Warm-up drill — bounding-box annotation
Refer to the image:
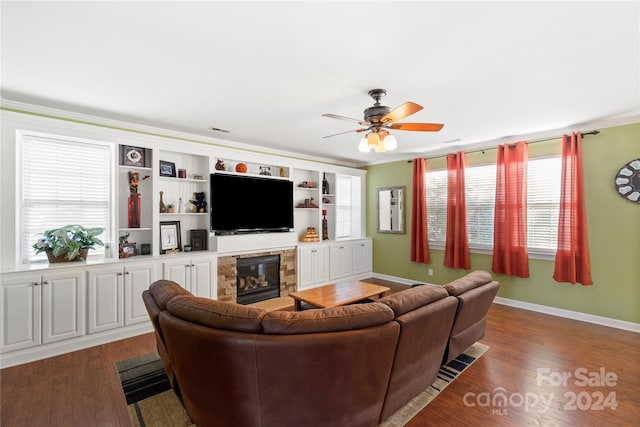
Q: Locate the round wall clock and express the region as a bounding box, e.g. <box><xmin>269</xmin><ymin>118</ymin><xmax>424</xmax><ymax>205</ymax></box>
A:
<box><xmin>614</xmin><ymin>159</ymin><xmax>640</xmax><ymax>203</ymax></box>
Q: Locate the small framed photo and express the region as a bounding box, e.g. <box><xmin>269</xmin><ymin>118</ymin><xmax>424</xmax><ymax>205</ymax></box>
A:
<box><xmin>190</xmin><ymin>229</ymin><xmax>208</xmax><ymax>251</ymax></box>
<box><xmin>160</xmin><ymin>221</ymin><xmax>182</xmax><ymax>253</ymax></box>
<box><xmin>119</xmin><ymin>243</ymin><xmax>137</xmax><ymax>258</ymax></box>
<box><xmin>122</xmin><ymin>145</ymin><xmax>146</xmax><ymax>167</ymax></box>
<box><xmin>159</xmin><ymin>160</ymin><xmax>176</xmax><ymax>177</ymax></box>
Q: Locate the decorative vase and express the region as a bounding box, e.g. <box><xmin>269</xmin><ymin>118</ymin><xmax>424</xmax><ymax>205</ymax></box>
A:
<box><xmin>46</xmin><ymin>248</ymin><xmax>89</xmax><ymax>263</ymax></box>
<box><xmin>159</xmin><ymin>191</ymin><xmax>167</xmax><ymax>213</ymax></box>
<box><xmin>128</xmin><ymin>194</ymin><xmax>141</xmax><ymax>228</ymax></box>
<box><xmin>322</xmin><ymin>209</ymin><xmax>329</xmax><ymax>240</ymax></box>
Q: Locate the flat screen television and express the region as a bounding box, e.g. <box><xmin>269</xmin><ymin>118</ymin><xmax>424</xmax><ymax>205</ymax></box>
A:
<box><xmin>210</xmin><ymin>173</ymin><xmax>294</xmax><ymax>234</ymax></box>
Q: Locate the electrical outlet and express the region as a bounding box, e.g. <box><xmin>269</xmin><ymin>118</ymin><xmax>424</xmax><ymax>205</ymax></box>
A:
<box><xmin>428</xmin><ymin>268</ymin><xmax>433</xmax><ymax>276</ymax></box>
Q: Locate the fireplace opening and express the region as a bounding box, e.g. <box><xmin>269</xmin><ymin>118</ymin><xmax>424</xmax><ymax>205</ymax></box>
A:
<box><xmin>236</xmin><ymin>255</ymin><xmax>281</xmax><ymax>305</ymax></box>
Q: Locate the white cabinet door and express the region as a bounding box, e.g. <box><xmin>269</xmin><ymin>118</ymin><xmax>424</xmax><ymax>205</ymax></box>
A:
<box><xmin>352</xmin><ymin>239</ymin><xmax>373</xmax><ymax>275</ymax></box>
<box><xmin>125</xmin><ymin>262</ymin><xmax>158</xmax><ymax>325</ymax></box>
<box><xmin>41</xmin><ymin>270</ymin><xmax>85</xmax><ymax>344</ymax></box>
<box><xmin>311</xmin><ymin>245</ymin><xmax>330</xmax><ymax>285</ymax></box>
<box><xmin>87</xmin><ymin>266</ymin><xmax>123</xmax><ymax>334</ymax></box>
<box><xmin>329</xmin><ymin>243</ymin><xmax>353</xmax><ymax>280</ymax></box>
<box><xmin>163</xmin><ymin>259</ymin><xmax>189</xmax><ymax>289</ymax></box>
<box><xmin>0</xmin><ymin>273</ymin><xmax>41</xmax><ymax>352</ymax></box>
<box><xmin>163</xmin><ymin>256</ymin><xmax>215</xmax><ymax>297</ymax></box>
<box><xmin>298</xmin><ymin>245</ymin><xmax>329</xmax><ymax>289</ymax></box>
<box><xmin>190</xmin><ymin>256</ymin><xmax>215</xmax><ymax>299</ymax></box>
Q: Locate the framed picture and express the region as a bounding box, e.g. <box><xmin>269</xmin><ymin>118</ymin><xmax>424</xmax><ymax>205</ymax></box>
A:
<box><xmin>190</xmin><ymin>229</ymin><xmax>208</xmax><ymax>251</ymax></box>
<box><xmin>119</xmin><ymin>243</ymin><xmax>137</xmax><ymax>258</ymax></box>
<box><xmin>159</xmin><ymin>160</ymin><xmax>176</xmax><ymax>177</ymax></box>
<box><xmin>122</xmin><ymin>145</ymin><xmax>146</xmax><ymax>167</ymax></box>
<box><xmin>160</xmin><ymin>221</ymin><xmax>182</xmax><ymax>253</ymax></box>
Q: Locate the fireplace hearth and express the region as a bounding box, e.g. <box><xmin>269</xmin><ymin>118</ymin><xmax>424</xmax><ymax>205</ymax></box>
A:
<box><xmin>236</xmin><ymin>255</ymin><xmax>281</xmax><ymax>305</ymax></box>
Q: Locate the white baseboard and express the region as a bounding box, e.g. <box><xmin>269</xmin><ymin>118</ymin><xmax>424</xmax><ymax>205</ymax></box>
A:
<box><xmin>0</xmin><ymin>322</ymin><xmax>154</xmax><ymax>369</ymax></box>
<box><xmin>493</xmin><ymin>297</ymin><xmax>640</xmax><ymax>333</ymax></box>
<box><xmin>372</xmin><ymin>273</ymin><xmax>640</xmax><ymax>333</ymax></box>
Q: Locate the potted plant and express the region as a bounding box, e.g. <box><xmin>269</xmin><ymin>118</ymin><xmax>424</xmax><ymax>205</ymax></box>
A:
<box><xmin>32</xmin><ymin>225</ymin><xmax>105</xmax><ymax>262</ymax></box>
<box><xmin>167</xmin><ymin>203</ymin><xmax>175</xmax><ymax>213</ymax></box>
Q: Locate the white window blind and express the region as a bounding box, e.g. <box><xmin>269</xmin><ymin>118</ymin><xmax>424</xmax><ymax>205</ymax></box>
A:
<box><xmin>335</xmin><ymin>175</ymin><xmax>352</xmax><ymax>238</ymax></box>
<box><xmin>20</xmin><ymin>132</ymin><xmax>113</xmax><ymax>263</ymax></box>
<box><xmin>425</xmin><ymin>156</ymin><xmax>560</xmax><ymax>254</ymax></box>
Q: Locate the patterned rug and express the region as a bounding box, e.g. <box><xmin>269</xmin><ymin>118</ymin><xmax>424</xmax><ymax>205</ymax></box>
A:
<box><xmin>117</xmin><ymin>342</ymin><xmax>488</xmax><ymax>427</ymax></box>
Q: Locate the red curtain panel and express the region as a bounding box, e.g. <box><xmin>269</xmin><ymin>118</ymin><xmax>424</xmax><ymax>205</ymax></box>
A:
<box><xmin>492</xmin><ymin>141</ymin><xmax>530</xmax><ymax>278</ymax></box>
<box><xmin>411</xmin><ymin>158</ymin><xmax>430</xmax><ymax>263</ymax></box>
<box><xmin>444</xmin><ymin>152</ymin><xmax>470</xmax><ymax>269</ymax></box>
<box><xmin>553</xmin><ymin>133</ymin><xmax>593</xmax><ymax>285</ymax></box>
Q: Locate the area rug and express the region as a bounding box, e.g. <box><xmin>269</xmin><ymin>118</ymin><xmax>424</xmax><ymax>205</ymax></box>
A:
<box><xmin>117</xmin><ymin>342</ymin><xmax>488</xmax><ymax>427</ymax></box>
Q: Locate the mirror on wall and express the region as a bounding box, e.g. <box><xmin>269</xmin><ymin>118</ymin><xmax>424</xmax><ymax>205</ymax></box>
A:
<box><xmin>377</xmin><ymin>186</ymin><xmax>406</xmax><ymax>234</ymax></box>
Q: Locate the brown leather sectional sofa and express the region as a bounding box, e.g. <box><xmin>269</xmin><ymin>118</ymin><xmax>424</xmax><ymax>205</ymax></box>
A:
<box><xmin>143</xmin><ymin>270</ymin><xmax>499</xmax><ymax>427</ymax></box>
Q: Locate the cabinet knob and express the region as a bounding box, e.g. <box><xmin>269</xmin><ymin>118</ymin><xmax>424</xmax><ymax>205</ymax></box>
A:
<box><xmin>42</xmin><ymin>281</ymin><xmax>49</xmax><ymax>285</ymax></box>
<box><xmin>125</xmin><ymin>271</ymin><xmax>130</xmax><ymax>275</ymax></box>
<box><xmin>311</xmin><ymin>250</ymin><xmax>317</xmax><ymax>253</ymax></box>
<box><xmin>190</xmin><ymin>264</ymin><xmax>195</xmax><ymax>267</ymax></box>
<box><xmin>32</xmin><ymin>281</ymin><xmax>40</xmax><ymax>286</ymax></box>
<box><xmin>185</xmin><ymin>264</ymin><xmax>190</xmax><ymax>268</ymax></box>
<box><xmin>117</xmin><ymin>272</ymin><xmax>123</xmax><ymax>276</ymax></box>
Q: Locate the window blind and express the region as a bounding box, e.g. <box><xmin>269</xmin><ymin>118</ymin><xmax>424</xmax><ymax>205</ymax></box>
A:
<box><xmin>335</xmin><ymin>175</ymin><xmax>352</xmax><ymax>238</ymax></box>
<box><xmin>425</xmin><ymin>156</ymin><xmax>560</xmax><ymax>254</ymax></box>
<box><xmin>21</xmin><ymin>133</ymin><xmax>113</xmax><ymax>263</ymax></box>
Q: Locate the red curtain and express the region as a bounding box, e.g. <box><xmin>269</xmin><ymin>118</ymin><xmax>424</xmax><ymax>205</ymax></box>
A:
<box><xmin>492</xmin><ymin>141</ymin><xmax>530</xmax><ymax>277</ymax></box>
<box><xmin>411</xmin><ymin>158</ymin><xmax>430</xmax><ymax>263</ymax></box>
<box><xmin>444</xmin><ymin>152</ymin><xmax>470</xmax><ymax>269</ymax></box>
<box><xmin>553</xmin><ymin>133</ymin><xmax>593</xmax><ymax>285</ymax></box>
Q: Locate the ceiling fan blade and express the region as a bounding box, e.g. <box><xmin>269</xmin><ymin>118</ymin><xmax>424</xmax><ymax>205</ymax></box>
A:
<box><xmin>381</xmin><ymin>102</ymin><xmax>423</xmax><ymax>124</ymax></box>
<box><xmin>322</xmin><ymin>113</ymin><xmax>370</xmax><ymax>126</ymax></box>
<box><xmin>323</xmin><ymin>128</ymin><xmax>367</xmax><ymax>138</ymax></box>
<box><xmin>389</xmin><ymin>123</ymin><xmax>444</xmax><ymax>132</ymax></box>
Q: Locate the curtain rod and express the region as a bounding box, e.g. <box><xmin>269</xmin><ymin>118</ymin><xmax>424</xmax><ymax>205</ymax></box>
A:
<box><xmin>407</xmin><ymin>130</ymin><xmax>600</xmax><ymax>162</ymax></box>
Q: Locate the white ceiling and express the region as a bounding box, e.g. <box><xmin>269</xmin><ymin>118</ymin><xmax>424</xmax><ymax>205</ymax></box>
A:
<box><xmin>2</xmin><ymin>1</ymin><xmax>639</xmax><ymax>166</ymax></box>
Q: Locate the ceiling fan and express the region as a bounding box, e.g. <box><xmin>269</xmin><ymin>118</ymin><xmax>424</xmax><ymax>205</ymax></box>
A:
<box><xmin>322</xmin><ymin>89</ymin><xmax>444</xmax><ymax>153</ymax></box>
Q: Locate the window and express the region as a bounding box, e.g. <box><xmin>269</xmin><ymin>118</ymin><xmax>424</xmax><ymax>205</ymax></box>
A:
<box><xmin>19</xmin><ymin>131</ymin><xmax>113</xmax><ymax>263</ymax></box>
<box><xmin>335</xmin><ymin>175</ymin><xmax>353</xmax><ymax>238</ymax></box>
<box><xmin>425</xmin><ymin>156</ymin><xmax>560</xmax><ymax>254</ymax></box>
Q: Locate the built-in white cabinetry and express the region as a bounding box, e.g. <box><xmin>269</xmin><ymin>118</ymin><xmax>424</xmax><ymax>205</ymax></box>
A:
<box><xmin>163</xmin><ymin>254</ymin><xmax>217</xmax><ymax>299</ymax></box>
<box><xmin>297</xmin><ymin>238</ymin><xmax>372</xmax><ymax>289</ymax></box>
<box><xmin>87</xmin><ymin>261</ymin><xmax>159</xmax><ymax>334</ymax></box>
<box><xmin>297</xmin><ymin>244</ymin><xmax>330</xmax><ymax>290</ymax></box>
<box><xmin>1</xmin><ymin>269</ymin><xmax>84</xmax><ymax>353</ymax></box>
<box><xmin>330</xmin><ymin>243</ymin><xmax>354</xmax><ymax>280</ymax></box>
<box><xmin>352</xmin><ymin>239</ymin><xmax>373</xmax><ymax>275</ymax></box>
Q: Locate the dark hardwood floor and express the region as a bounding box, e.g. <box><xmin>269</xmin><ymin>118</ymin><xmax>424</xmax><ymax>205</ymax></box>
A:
<box><xmin>1</xmin><ymin>279</ymin><xmax>638</xmax><ymax>426</ymax></box>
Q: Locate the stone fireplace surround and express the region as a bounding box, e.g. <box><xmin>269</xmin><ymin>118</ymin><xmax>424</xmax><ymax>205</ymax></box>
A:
<box><xmin>217</xmin><ymin>249</ymin><xmax>296</xmax><ymax>303</ymax></box>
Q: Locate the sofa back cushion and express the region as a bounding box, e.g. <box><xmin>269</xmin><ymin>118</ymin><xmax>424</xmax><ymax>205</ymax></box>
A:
<box><xmin>443</xmin><ymin>270</ymin><xmax>493</xmax><ymax>296</ymax></box>
<box><xmin>261</xmin><ymin>303</ymin><xmax>394</xmax><ymax>334</ymax></box>
<box><xmin>148</xmin><ymin>280</ymin><xmax>192</xmax><ymax>309</ymax></box>
<box><xmin>167</xmin><ymin>295</ymin><xmax>266</xmax><ymax>333</ymax></box>
<box><xmin>378</xmin><ymin>283</ymin><xmax>449</xmax><ymax>316</ymax></box>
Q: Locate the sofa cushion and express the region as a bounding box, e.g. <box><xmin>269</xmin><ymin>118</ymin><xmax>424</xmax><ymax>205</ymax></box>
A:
<box><xmin>149</xmin><ymin>280</ymin><xmax>192</xmax><ymax>309</ymax></box>
<box><xmin>261</xmin><ymin>303</ymin><xmax>394</xmax><ymax>334</ymax></box>
<box><xmin>167</xmin><ymin>295</ymin><xmax>266</xmax><ymax>333</ymax></box>
<box><xmin>443</xmin><ymin>270</ymin><xmax>494</xmax><ymax>296</ymax></box>
<box><xmin>378</xmin><ymin>284</ymin><xmax>449</xmax><ymax>317</ymax></box>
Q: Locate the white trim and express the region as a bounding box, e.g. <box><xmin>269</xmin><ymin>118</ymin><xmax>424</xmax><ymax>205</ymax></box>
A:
<box><xmin>493</xmin><ymin>297</ymin><xmax>640</xmax><ymax>333</ymax></box>
<box><xmin>0</xmin><ymin>322</ymin><xmax>153</xmax><ymax>369</ymax></box>
<box><xmin>372</xmin><ymin>272</ymin><xmax>640</xmax><ymax>333</ymax></box>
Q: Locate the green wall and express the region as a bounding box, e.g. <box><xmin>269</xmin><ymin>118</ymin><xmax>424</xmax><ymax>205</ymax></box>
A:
<box><xmin>365</xmin><ymin>123</ymin><xmax>640</xmax><ymax>324</ymax></box>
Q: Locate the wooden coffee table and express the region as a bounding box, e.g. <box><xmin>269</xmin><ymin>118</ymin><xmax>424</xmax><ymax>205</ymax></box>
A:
<box><xmin>288</xmin><ymin>280</ymin><xmax>391</xmax><ymax>311</ymax></box>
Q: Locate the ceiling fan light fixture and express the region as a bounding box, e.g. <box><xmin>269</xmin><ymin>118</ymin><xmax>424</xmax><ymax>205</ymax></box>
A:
<box><xmin>383</xmin><ymin>134</ymin><xmax>398</xmax><ymax>151</ymax></box>
<box><xmin>367</xmin><ymin>132</ymin><xmax>380</xmax><ymax>146</ymax></box>
<box><xmin>374</xmin><ymin>140</ymin><xmax>386</xmax><ymax>153</ymax></box>
<box><xmin>358</xmin><ymin>137</ymin><xmax>370</xmax><ymax>152</ymax></box>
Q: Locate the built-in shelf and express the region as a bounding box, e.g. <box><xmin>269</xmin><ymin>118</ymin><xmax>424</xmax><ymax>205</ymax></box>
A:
<box><xmin>212</xmin><ymin>170</ymin><xmax>290</xmax><ymax>180</ymax></box>
<box><xmin>159</xmin><ymin>213</ymin><xmax>208</xmax><ymax>217</ymax></box>
<box><xmin>119</xmin><ymin>227</ymin><xmax>153</xmax><ymax>231</ymax></box>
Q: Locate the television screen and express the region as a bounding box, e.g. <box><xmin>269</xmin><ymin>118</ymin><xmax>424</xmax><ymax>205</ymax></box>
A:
<box><xmin>210</xmin><ymin>173</ymin><xmax>294</xmax><ymax>234</ymax></box>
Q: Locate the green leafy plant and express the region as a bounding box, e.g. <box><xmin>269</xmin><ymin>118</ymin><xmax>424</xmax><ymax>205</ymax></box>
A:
<box><xmin>32</xmin><ymin>225</ymin><xmax>105</xmax><ymax>260</ymax></box>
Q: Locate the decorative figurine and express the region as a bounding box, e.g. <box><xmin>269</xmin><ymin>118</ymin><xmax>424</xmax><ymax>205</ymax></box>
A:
<box><xmin>159</xmin><ymin>191</ymin><xmax>167</xmax><ymax>213</ymax></box>
<box><xmin>215</xmin><ymin>160</ymin><xmax>225</xmax><ymax>171</ymax></box>
<box><xmin>128</xmin><ymin>172</ymin><xmax>141</xmax><ymax>228</ymax></box>
<box><xmin>189</xmin><ymin>192</ymin><xmax>207</xmax><ymax>213</ymax></box>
